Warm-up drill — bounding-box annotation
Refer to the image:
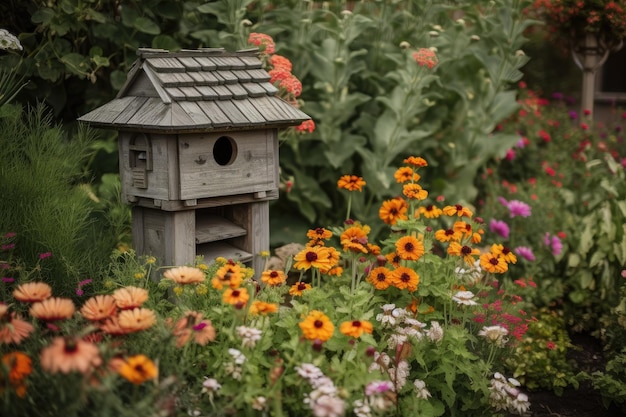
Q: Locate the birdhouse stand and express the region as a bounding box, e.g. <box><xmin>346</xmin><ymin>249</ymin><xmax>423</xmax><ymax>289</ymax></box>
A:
<box><xmin>78</xmin><ymin>47</ymin><xmax>310</xmax><ymax>274</ymax></box>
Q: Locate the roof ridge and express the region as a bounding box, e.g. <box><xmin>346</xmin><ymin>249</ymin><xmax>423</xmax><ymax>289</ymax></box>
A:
<box><xmin>136</xmin><ymin>48</ymin><xmax>261</xmax><ymax>59</ymax></box>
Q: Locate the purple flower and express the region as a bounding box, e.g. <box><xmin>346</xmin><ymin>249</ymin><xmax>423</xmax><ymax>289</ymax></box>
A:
<box><xmin>75</xmin><ymin>288</ymin><xmax>84</xmax><ymax>296</ymax></box>
<box><xmin>568</xmin><ymin>110</ymin><xmax>578</xmax><ymax>120</ymax></box>
<box><xmin>552</xmin><ymin>92</ymin><xmax>564</xmax><ymax>100</ymax></box>
<box><xmin>365</xmin><ymin>380</ymin><xmax>394</xmax><ymax>396</ymax></box>
<box><xmin>39</xmin><ymin>252</ymin><xmax>52</xmax><ymax>260</ymax></box>
<box><xmin>507</xmin><ymin>200</ymin><xmax>532</xmax><ymax>218</ymax></box>
<box><xmin>489</xmin><ymin>219</ymin><xmax>510</xmax><ymax>239</ymax></box>
<box><xmin>543</xmin><ymin>233</ymin><xmax>563</xmax><ymax>256</ymax></box>
<box><xmin>497</xmin><ymin>196</ymin><xmax>509</xmax><ymax>207</ymax></box>
<box><xmin>1</xmin><ymin>277</ymin><xmax>15</xmax><ymax>283</ymax></box>
<box><xmin>1</xmin><ymin>244</ymin><xmax>15</xmax><ymax>251</ymax></box>
<box><xmin>78</xmin><ymin>278</ymin><xmax>93</xmax><ymax>287</ymax></box>
<box><xmin>514</xmin><ymin>246</ymin><xmax>535</xmax><ymax>262</ymax></box>
<box><xmin>516</xmin><ymin>138</ymin><xmax>526</xmax><ymax>148</ymax></box>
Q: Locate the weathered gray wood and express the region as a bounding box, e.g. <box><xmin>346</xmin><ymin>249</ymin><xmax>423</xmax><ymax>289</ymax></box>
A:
<box><xmin>226</xmin><ymin>84</ymin><xmax>248</xmax><ymax>99</ymax></box>
<box><xmin>216</xmin><ymin>100</ymin><xmax>250</xmax><ymax>126</ymax></box>
<box><xmin>178</xmin><ymin>87</ymin><xmax>203</xmax><ymax>101</ymax></box>
<box><xmin>211</xmin><ymin>85</ymin><xmax>233</xmax><ymax>99</ymax></box>
<box><xmin>132</xmin><ymin>189</ymin><xmax>279</xmax><ymax>211</ymax></box>
<box><xmin>178</xmin><ymin>57</ymin><xmax>202</xmax><ymax>71</ymax></box>
<box><xmin>79</xmin><ymin>96</ymin><xmax>137</xmax><ymax>125</ymax></box>
<box><xmin>218</xmin><ymin>70</ymin><xmax>238</xmax><ymax>84</ymax></box>
<box><xmin>169</xmin><ymin>103</ymin><xmax>197</xmax><ymax>127</ymax></box>
<box><xmin>246</xmin><ymin>69</ymin><xmax>271</xmax><ymax>82</ymax></box>
<box><xmin>147</xmin><ymin>57</ymin><xmax>186</xmax><ymax>72</ymax></box>
<box><xmin>196</xmin><ymin>101</ymin><xmax>231</xmax><ymax>127</ymax></box>
<box><xmin>237</xmin><ymin>56</ymin><xmax>263</xmax><ymax>69</ymax></box>
<box><xmin>196</xmin><ymin>86</ymin><xmax>220</xmax><ymax>100</ymax></box>
<box><xmin>124</xmin><ymin>73</ymin><xmax>159</xmax><ymax>97</ymax></box>
<box><xmin>111</xmin><ymin>97</ymin><xmax>150</xmax><ymax>125</ymax></box>
<box><xmin>233</xmin><ymin>98</ymin><xmax>267</xmax><ymax>124</ymax></box>
<box><xmin>195</xmin><ymin>216</ymin><xmax>247</xmax><ymax>243</ymax></box>
<box><xmin>193</xmin><ymin>56</ymin><xmax>217</xmax><ymax>71</ymax></box>
<box><xmin>126</xmin><ymin>98</ymin><xmax>171</xmax><ymax>126</ymax></box>
<box><xmin>164</xmin><ymin>210</ymin><xmax>196</xmax><ymax>267</ymax></box>
<box><xmin>177</xmin><ymin>101</ymin><xmax>212</xmax><ymax>125</ymax></box>
<box><xmin>196</xmin><ymin>241</ymin><xmax>253</xmax><ymax>264</ymax></box>
<box><xmin>156</xmin><ymin>71</ymin><xmax>195</xmax><ymax>87</ymax></box>
<box><xmin>241</xmin><ymin>83</ymin><xmax>267</xmax><ymax>97</ymax></box>
<box><xmin>230</xmin><ymin>202</ymin><xmax>270</xmax><ymax>275</ymax></box>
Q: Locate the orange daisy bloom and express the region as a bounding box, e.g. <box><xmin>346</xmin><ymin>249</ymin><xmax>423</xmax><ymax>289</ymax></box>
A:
<box><xmin>118</xmin><ymin>355</ymin><xmax>158</xmax><ymax>385</ymax></box>
<box><xmin>337</xmin><ymin>175</ymin><xmax>366</xmax><ymax>192</ymax></box>
<box><xmin>293</xmin><ymin>246</ymin><xmax>332</xmax><ymax>270</ymax></box>
<box><xmin>339</xmin><ymin>320</ymin><xmax>374</xmax><ymax>338</ymax></box>
<box><xmin>323</xmin><ymin>266</ymin><xmax>344</xmax><ymax>276</ymax></box>
<box><xmin>13</xmin><ymin>282</ymin><xmax>52</xmax><ymax>303</ymax></box>
<box><xmin>289</xmin><ymin>282</ymin><xmax>311</xmax><ymax>296</ymax></box>
<box><xmin>118</xmin><ymin>308</ymin><xmax>157</xmax><ymax>332</ymax></box>
<box><xmin>163</xmin><ymin>266</ymin><xmax>205</xmax><ymax>285</ymax></box>
<box><xmin>299</xmin><ymin>310</ymin><xmax>334</xmax><ymax>342</ymax></box>
<box><xmin>222</xmin><ymin>287</ymin><xmax>250</xmax><ymax>306</ymax></box>
<box><xmin>447</xmin><ymin>242</ymin><xmax>481</xmax><ymax>265</ymax></box>
<box><xmin>367</xmin><ymin>243</ymin><xmax>381</xmax><ymax>256</ymax></box>
<box><xmin>249</xmin><ymin>300</ymin><xmax>279</xmax><ymax>315</ymax></box>
<box><xmin>2</xmin><ymin>351</ymin><xmax>32</xmax><ymax>398</ymax></box>
<box><xmin>0</xmin><ymin>313</ymin><xmax>34</xmax><ymax>345</ymax></box>
<box><xmin>30</xmin><ymin>297</ymin><xmax>75</xmax><ymax>321</ymax></box>
<box><xmin>490</xmin><ymin>244</ymin><xmax>517</xmax><ymax>264</ymax></box>
<box><xmin>403</xmin><ymin>156</ymin><xmax>428</xmax><ymax>167</ymax></box>
<box><xmin>418</xmin><ymin>204</ymin><xmax>443</xmax><ymax>219</ymax></box>
<box><xmin>306</xmin><ymin>227</ymin><xmax>333</xmax><ymax>241</ymax></box>
<box><xmin>212</xmin><ymin>263</ymin><xmax>244</xmax><ymax>290</ymax></box>
<box><xmin>171</xmin><ymin>311</ymin><xmax>216</xmax><ymax>348</ymax></box>
<box><xmin>394</xmin><ymin>167</ymin><xmax>420</xmax><ymax>183</ymax></box>
<box><xmin>395</xmin><ymin>236</ymin><xmax>425</xmax><ymax>261</ymax></box>
<box><xmin>442</xmin><ymin>204</ymin><xmax>473</xmax><ymax>218</ymax></box>
<box><xmin>340</xmin><ymin>224</ymin><xmax>370</xmax><ymax>253</ymax></box>
<box><xmin>80</xmin><ymin>295</ymin><xmax>117</xmax><ymax>321</ymax></box>
<box><xmin>261</xmin><ymin>270</ymin><xmax>286</xmax><ymax>286</ymax></box>
<box><xmin>391</xmin><ymin>266</ymin><xmax>420</xmax><ymax>292</ymax></box>
<box><xmin>366</xmin><ymin>267</ymin><xmax>393</xmax><ymax>290</ymax></box>
<box><xmin>453</xmin><ymin>221</ymin><xmax>473</xmax><ymax>239</ymax></box>
<box><xmin>479</xmin><ymin>253</ymin><xmax>508</xmax><ymax>274</ymax></box>
<box><xmin>319</xmin><ymin>247</ymin><xmax>341</xmax><ymax>274</ymax></box>
<box><xmin>385</xmin><ymin>252</ymin><xmax>402</xmax><ymax>268</ymax></box>
<box><xmin>471</xmin><ymin>229</ymin><xmax>484</xmax><ymax>244</ymax></box>
<box><xmin>112</xmin><ymin>286</ymin><xmax>149</xmax><ymax>310</ymax></box>
<box><xmin>40</xmin><ymin>336</ymin><xmax>102</xmax><ymax>374</ymax></box>
<box><xmin>379</xmin><ymin>198</ymin><xmax>409</xmax><ymax>225</ymax></box>
<box><xmin>402</xmin><ymin>183</ymin><xmax>428</xmax><ymax>200</ymax></box>
<box><xmin>434</xmin><ymin>228</ymin><xmax>462</xmax><ymax>243</ymax></box>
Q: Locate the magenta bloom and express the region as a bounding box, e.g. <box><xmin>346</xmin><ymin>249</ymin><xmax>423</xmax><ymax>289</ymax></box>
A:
<box><xmin>514</xmin><ymin>246</ymin><xmax>535</xmax><ymax>261</ymax></box>
<box><xmin>505</xmin><ymin>149</ymin><xmax>516</xmax><ymax>161</ymax></box>
<box><xmin>497</xmin><ymin>196</ymin><xmax>509</xmax><ymax>207</ymax></box>
<box><xmin>543</xmin><ymin>233</ymin><xmax>563</xmax><ymax>256</ymax></box>
<box><xmin>489</xmin><ymin>219</ymin><xmax>510</xmax><ymax>239</ymax></box>
<box><xmin>507</xmin><ymin>200</ymin><xmax>532</xmax><ymax>218</ymax></box>
<box><xmin>39</xmin><ymin>252</ymin><xmax>52</xmax><ymax>260</ymax></box>
<box><xmin>365</xmin><ymin>380</ymin><xmax>394</xmax><ymax>396</ymax></box>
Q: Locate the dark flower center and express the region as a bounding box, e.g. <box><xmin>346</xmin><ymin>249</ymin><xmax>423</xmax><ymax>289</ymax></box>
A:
<box><xmin>270</xmin><ymin>271</ymin><xmax>279</xmax><ymax>278</ymax></box>
<box><xmin>314</xmin><ymin>320</ymin><xmax>324</xmax><ymax>328</ymax></box>
<box><xmin>445</xmin><ymin>229</ymin><xmax>454</xmax><ymax>236</ymax></box>
<box><xmin>352</xmin><ymin>320</ymin><xmax>361</xmax><ymax>327</ymax></box>
<box><xmin>489</xmin><ymin>258</ymin><xmax>499</xmax><ymax>265</ymax></box>
<box><xmin>455</xmin><ymin>204</ymin><xmax>463</xmax><ymax>211</ymax></box>
<box><xmin>502</xmin><ymin>247</ymin><xmax>511</xmax><ymax>255</ymax></box>
<box><xmin>401</xmin><ymin>273</ymin><xmax>411</xmax><ymax>282</ymax></box>
<box><xmin>404</xmin><ymin>242</ymin><xmax>414</xmax><ymax>252</ymax></box>
<box><xmin>377</xmin><ymin>272</ymin><xmax>386</xmax><ymax>282</ymax></box>
<box><xmin>461</xmin><ymin>246</ymin><xmax>472</xmax><ymax>255</ymax></box>
<box><xmin>232</xmin><ymin>290</ymin><xmax>240</xmax><ymax>297</ymax></box>
<box><xmin>305</xmin><ymin>252</ymin><xmax>318</xmax><ymax>262</ymax></box>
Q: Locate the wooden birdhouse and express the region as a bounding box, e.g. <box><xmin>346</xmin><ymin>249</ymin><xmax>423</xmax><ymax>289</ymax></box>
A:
<box><xmin>78</xmin><ymin>47</ymin><xmax>310</xmax><ymax>274</ymax></box>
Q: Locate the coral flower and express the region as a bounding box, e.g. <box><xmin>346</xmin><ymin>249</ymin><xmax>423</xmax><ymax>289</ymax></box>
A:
<box><xmin>212</xmin><ymin>263</ymin><xmax>244</xmax><ymax>290</ymax></box>
<box><xmin>418</xmin><ymin>204</ymin><xmax>443</xmax><ymax>219</ymax></box>
<box><xmin>379</xmin><ymin>198</ymin><xmax>409</xmax><ymax>225</ymax></box>
<box><xmin>248</xmin><ymin>32</ymin><xmax>275</xmax><ymax>54</ymax></box>
<box><xmin>340</xmin><ymin>320</ymin><xmax>374</xmax><ymax>338</ymax></box>
<box><xmin>447</xmin><ymin>242</ymin><xmax>481</xmax><ymax>265</ymax></box>
<box><xmin>112</xmin><ymin>286</ymin><xmax>149</xmax><ymax>310</ymax></box>
<box><xmin>403</xmin><ymin>156</ymin><xmax>428</xmax><ymax>167</ymax></box>
<box><xmin>367</xmin><ymin>267</ymin><xmax>393</xmax><ymax>290</ymax></box>
<box><xmin>99</xmin><ymin>316</ymin><xmax>131</xmax><ymax>336</ymax></box>
<box><xmin>394</xmin><ymin>167</ymin><xmax>420</xmax><ymax>183</ymax></box>
<box><xmin>413</xmin><ymin>48</ymin><xmax>438</xmax><ymax>69</ymax></box>
<box><xmin>261</xmin><ymin>270</ymin><xmax>286</xmax><ymax>286</ymax></box>
<box><xmin>163</xmin><ymin>266</ymin><xmax>205</xmax><ymax>285</ymax></box>
<box><xmin>13</xmin><ymin>282</ymin><xmax>52</xmax><ymax>303</ymax></box>
<box><xmin>270</xmin><ymin>54</ymin><xmax>292</xmax><ymax>71</ymax></box>
<box><xmin>171</xmin><ymin>311</ymin><xmax>216</xmax><ymax>348</ymax></box>
<box><xmin>117</xmin><ymin>308</ymin><xmax>157</xmax><ymax>332</ymax></box>
<box><xmin>391</xmin><ymin>267</ymin><xmax>420</xmax><ymax>292</ymax></box>
<box><xmin>0</xmin><ymin>313</ymin><xmax>34</xmax><ymax>345</ymax></box>
<box><xmin>80</xmin><ymin>295</ymin><xmax>117</xmax><ymax>321</ymax></box>
<box><xmin>118</xmin><ymin>354</ymin><xmax>158</xmax><ymax>385</ymax></box>
<box><xmin>40</xmin><ymin>336</ymin><xmax>102</xmax><ymax>374</ymax></box>
<box><xmin>337</xmin><ymin>175</ymin><xmax>366</xmax><ymax>192</ymax></box>
<box><xmin>222</xmin><ymin>287</ymin><xmax>250</xmax><ymax>306</ymax></box>
<box><xmin>289</xmin><ymin>282</ymin><xmax>311</xmax><ymax>296</ymax></box>
<box><xmin>395</xmin><ymin>236</ymin><xmax>425</xmax><ymax>261</ymax></box>
<box><xmin>299</xmin><ymin>310</ymin><xmax>334</xmax><ymax>342</ymax></box>
<box><xmin>293</xmin><ymin>246</ymin><xmax>332</xmax><ymax>270</ymax></box>
<box><xmin>2</xmin><ymin>351</ymin><xmax>32</xmax><ymax>397</ymax></box>
<box><xmin>479</xmin><ymin>253</ymin><xmax>508</xmax><ymax>274</ymax></box>
<box><xmin>30</xmin><ymin>297</ymin><xmax>75</xmax><ymax>321</ymax></box>
<box><xmin>442</xmin><ymin>204</ymin><xmax>473</xmax><ymax>218</ymax></box>
<box><xmin>403</xmin><ymin>183</ymin><xmax>428</xmax><ymax>200</ymax></box>
<box><xmin>249</xmin><ymin>300</ymin><xmax>279</xmax><ymax>315</ymax></box>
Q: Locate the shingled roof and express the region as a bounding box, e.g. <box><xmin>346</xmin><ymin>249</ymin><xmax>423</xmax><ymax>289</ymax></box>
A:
<box><xmin>78</xmin><ymin>48</ymin><xmax>310</xmax><ymax>132</ymax></box>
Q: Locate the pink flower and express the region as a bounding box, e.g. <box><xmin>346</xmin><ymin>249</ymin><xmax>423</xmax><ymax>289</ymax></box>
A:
<box><xmin>546</xmin><ymin>341</ymin><xmax>556</xmax><ymax>350</ymax></box>
<box><xmin>39</xmin><ymin>252</ymin><xmax>52</xmax><ymax>260</ymax></box>
<box><xmin>505</xmin><ymin>149</ymin><xmax>516</xmax><ymax>161</ymax></box>
<box><xmin>507</xmin><ymin>200</ymin><xmax>532</xmax><ymax>218</ymax></box>
<box><xmin>543</xmin><ymin>233</ymin><xmax>563</xmax><ymax>256</ymax></box>
<box><xmin>514</xmin><ymin>246</ymin><xmax>535</xmax><ymax>261</ymax></box>
<box><xmin>489</xmin><ymin>219</ymin><xmax>510</xmax><ymax>239</ymax></box>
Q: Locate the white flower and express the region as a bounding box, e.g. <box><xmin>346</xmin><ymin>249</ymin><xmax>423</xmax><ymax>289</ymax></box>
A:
<box><xmin>387</xmin><ymin>332</ymin><xmax>408</xmax><ymax>349</ymax></box>
<box><xmin>352</xmin><ymin>399</ymin><xmax>372</xmax><ymax>417</ymax></box>
<box><xmin>388</xmin><ymin>360</ymin><xmax>410</xmax><ymax>391</ymax></box>
<box><xmin>365</xmin><ymin>380</ymin><xmax>394</xmax><ymax>396</ymax></box>
<box><xmin>224</xmin><ymin>363</ymin><xmax>243</xmax><ymax>380</ymax></box>
<box><xmin>187</xmin><ymin>410</ymin><xmax>201</xmax><ymax>416</ymax></box>
<box><xmin>310</xmin><ymin>394</ymin><xmax>345</xmax><ymax>417</ymax></box>
<box><xmin>452</xmin><ymin>290</ymin><xmax>478</xmax><ymax>305</ymax></box>
<box><xmin>478</xmin><ymin>325</ymin><xmax>509</xmax><ymax>346</ymax></box>
<box><xmin>201</xmin><ymin>377</ymin><xmax>221</xmax><ymax>393</ymax></box>
<box><xmin>251</xmin><ymin>396</ymin><xmax>267</xmax><ymax>411</ymax></box>
<box><xmin>296</xmin><ymin>363</ymin><xmax>325</xmax><ymax>381</ymax></box>
<box><xmin>427</xmin><ymin>321</ymin><xmax>444</xmax><ymax>342</ymax></box>
<box><xmin>236</xmin><ymin>325</ymin><xmax>262</xmax><ymax>348</ymax></box>
<box><xmin>228</xmin><ymin>348</ymin><xmax>246</xmax><ymax>365</ymax></box>
<box><xmin>414</xmin><ymin>379</ymin><xmax>432</xmax><ymax>400</ymax></box>
<box><xmin>376</xmin><ymin>304</ymin><xmax>401</xmax><ymax>327</ymax></box>
<box><xmin>0</xmin><ymin>29</ymin><xmax>22</xmax><ymax>51</ymax></box>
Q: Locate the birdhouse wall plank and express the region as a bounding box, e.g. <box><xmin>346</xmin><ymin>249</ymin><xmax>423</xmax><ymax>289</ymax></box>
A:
<box><xmin>229</xmin><ymin>201</ymin><xmax>270</xmax><ymax>275</ymax></box>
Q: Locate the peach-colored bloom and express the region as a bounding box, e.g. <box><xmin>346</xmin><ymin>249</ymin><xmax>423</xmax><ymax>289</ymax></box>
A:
<box><xmin>163</xmin><ymin>266</ymin><xmax>205</xmax><ymax>285</ymax></box>
<box><xmin>80</xmin><ymin>295</ymin><xmax>118</xmax><ymax>321</ymax></box>
<box><xmin>112</xmin><ymin>286</ymin><xmax>149</xmax><ymax>310</ymax></box>
<box><xmin>249</xmin><ymin>300</ymin><xmax>279</xmax><ymax>315</ymax></box>
<box><xmin>99</xmin><ymin>316</ymin><xmax>131</xmax><ymax>336</ymax></box>
<box><xmin>30</xmin><ymin>297</ymin><xmax>75</xmax><ymax>321</ymax></box>
<box><xmin>13</xmin><ymin>282</ymin><xmax>52</xmax><ymax>303</ymax></box>
<box><xmin>118</xmin><ymin>308</ymin><xmax>156</xmax><ymax>332</ymax></box>
<box><xmin>40</xmin><ymin>336</ymin><xmax>102</xmax><ymax>374</ymax></box>
<box><xmin>170</xmin><ymin>311</ymin><xmax>216</xmax><ymax>348</ymax></box>
<box><xmin>0</xmin><ymin>313</ymin><xmax>34</xmax><ymax>344</ymax></box>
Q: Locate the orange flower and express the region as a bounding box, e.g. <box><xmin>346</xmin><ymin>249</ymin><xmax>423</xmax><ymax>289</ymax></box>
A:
<box><xmin>80</xmin><ymin>295</ymin><xmax>117</xmax><ymax>321</ymax></box>
<box><xmin>453</xmin><ymin>221</ymin><xmax>473</xmax><ymax>239</ymax></box>
<box><xmin>306</xmin><ymin>227</ymin><xmax>332</xmax><ymax>241</ymax></box>
<box><xmin>394</xmin><ymin>167</ymin><xmax>420</xmax><ymax>183</ymax></box>
<box><xmin>30</xmin><ymin>297</ymin><xmax>75</xmax><ymax>321</ymax></box>
<box><xmin>2</xmin><ymin>351</ymin><xmax>32</xmax><ymax>398</ymax></box>
<box><xmin>385</xmin><ymin>252</ymin><xmax>402</xmax><ymax>268</ymax></box>
<box><xmin>0</xmin><ymin>313</ymin><xmax>34</xmax><ymax>345</ymax></box>
<box><xmin>118</xmin><ymin>354</ymin><xmax>158</xmax><ymax>385</ymax></box>
<box><xmin>447</xmin><ymin>242</ymin><xmax>480</xmax><ymax>265</ymax></box>
<box><xmin>212</xmin><ymin>263</ymin><xmax>243</xmax><ymax>290</ymax></box>
<box><xmin>270</xmin><ymin>54</ymin><xmax>292</xmax><ymax>71</ymax></box>
<box><xmin>288</xmin><ymin>282</ymin><xmax>311</xmax><ymax>296</ymax></box>
<box><xmin>163</xmin><ymin>266</ymin><xmax>205</xmax><ymax>285</ymax></box>
<box><xmin>403</xmin><ymin>156</ymin><xmax>428</xmax><ymax>167</ymax></box>
<box><xmin>337</xmin><ymin>175</ymin><xmax>366</xmax><ymax>192</ymax></box>
<box><xmin>418</xmin><ymin>204</ymin><xmax>443</xmax><ymax>219</ymax></box>
<box><xmin>40</xmin><ymin>336</ymin><xmax>102</xmax><ymax>374</ymax></box>
<box><xmin>261</xmin><ymin>270</ymin><xmax>286</xmax><ymax>286</ymax></box>
<box><xmin>391</xmin><ymin>266</ymin><xmax>420</xmax><ymax>292</ymax></box>
<box><xmin>222</xmin><ymin>287</ymin><xmax>250</xmax><ymax>306</ymax></box>
<box><xmin>319</xmin><ymin>247</ymin><xmax>341</xmax><ymax>274</ymax></box>
<box><xmin>249</xmin><ymin>300</ymin><xmax>279</xmax><ymax>315</ymax></box>
<box><xmin>379</xmin><ymin>198</ymin><xmax>409</xmax><ymax>225</ymax></box>
<box><xmin>13</xmin><ymin>282</ymin><xmax>52</xmax><ymax>303</ymax></box>
<box><xmin>490</xmin><ymin>244</ymin><xmax>517</xmax><ymax>264</ymax></box>
<box><xmin>434</xmin><ymin>228</ymin><xmax>462</xmax><ymax>243</ymax></box>
<box><xmin>293</xmin><ymin>246</ymin><xmax>332</xmax><ymax>270</ymax></box>
<box><xmin>403</xmin><ymin>183</ymin><xmax>428</xmax><ymax>200</ymax></box>
<box><xmin>442</xmin><ymin>204</ymin><xmax>473</xmax><ymax>218</ymax></box>
<box><xmin>112</xmin><ymin>286</ymin><xmax>149</xmax><ymax>310</ymax></box>
<box><xmin>171</xmin><ymin>311</ymin><xmax>216</xmax><ymax>348</ymax></box>
<box><xmin>248</xmin><ymin>32</ymin><xmax>275</xmax><ymax>54</ymax></box>
<box><xmin>479</xmin><ymin>253</ymin><xmax>508</xmax><ymax>274</ymax></box>
<box><xmin>395</xmin><ymin>236</ymin><xmax>425</xmax><ymax>261</ymax></box>
<box><xmin>339</xmin><ymin>320</ymin><xmax>373</xmax><ymax>338</ymax></box>
<box><xmin>367</xmin><ymin>267</ymin><xmax>393</xmax><ymax>290</ymax></box>
<box><xmin>340</xmin><ymin>224</ymin><xmax>370</xmax><ymax>253</ymax></box>
<box><xmin>117</xmin><ymin>308</ymin><xmax>156</xmax><ymax>332</ymax></box>
<box><xmin>299</xmin><ymin>310</ymin><xmax>334</xmax><ymax>342</ymax></box>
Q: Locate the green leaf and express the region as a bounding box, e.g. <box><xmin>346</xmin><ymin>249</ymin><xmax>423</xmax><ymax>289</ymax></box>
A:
<box><xmin>91</xmin><ymin>55</ymin><xmax>109</xmax><ymax>67</ymax></box>
<box><xmin>134</xmin><ymin>17</ymin><xmax>161</xmax><ymax>35</ymax></box>
<box><xmin>110</xmin><ymin>70</ymin><xmax>127</xmax><ymax>90</ymax></box>
<box><xmin>61</xmin><ymin>53</ymin><xmax>89</xmax><ymax>76</ymax></box>
<box><xmin>31</xmin><ymin>7</ymin><xmax>55</xmax><ymax>25</ymax></box>
<box><xmin>152</xmin><ymin>35</ymin><xmax>180</xmax><ymax>51</ymax></box>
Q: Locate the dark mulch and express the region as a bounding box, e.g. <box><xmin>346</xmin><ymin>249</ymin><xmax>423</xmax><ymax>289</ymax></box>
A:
<box><xmin>527</xmin><ymin>332</ymin><xmax>626</xmax><ymax>417</ymax></box>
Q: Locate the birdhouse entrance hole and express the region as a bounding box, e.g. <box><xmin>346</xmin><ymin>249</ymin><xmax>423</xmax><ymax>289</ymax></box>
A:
<box><xmin>213</xmin><ymin>136</ymin><xmax>237</xmax><ymax>166</ymax></box>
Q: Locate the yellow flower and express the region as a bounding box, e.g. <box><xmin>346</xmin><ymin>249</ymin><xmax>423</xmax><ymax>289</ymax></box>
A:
<box><xmin>403</xmin><ymin>156</ymin><xmax>428</xmax><ymax>167</ymax></box>
<box><xmin>261</xmin><ymin>270</ymin><xmax>286</xmax><ymax>286</ymax></box>
<box><xmin>418</xmin><ymin>204</ymin><xmax>443</xmax><ymax>219</ymax></box>
<box><xmin>434</xmin><ymin>228</ymin><xmax>462</xmax><ymax>243</ymax></box>
<box><xmin>163</xmin><ymin>266</ymin><xmax>205</xmax><ymax>285</ymax></box>
<box><xmin>490</xmin><ymin>244</ymin><xmax>517</xmax><ymax>264</ymax></box>
<box><xmin>249</xmin><ymin>301</ymin><xmax>278</xmax><ymax>315</ymax></box>
<box><xmin>442</xmin><ymin>204</ymin><xmax>473</xmax><ymax>218</ymax></box>
<box><xmin>299</xmin><ymin>310</ymin><xmax>334</xmax><ymax>342</ymax></box>
<box><xmin>293</xmin><ymin>246</ymin><xmax>332</xmax><ymax>270</ymax></box>
<box><xmin>379</xmin><ymin>198</ymin><xmax>409</xmax><ymax>225</ymax></box>
<box><xmin>402</xmin><ymin>183</ymin><xmax>428</xmax><ymax>200</ymax></box>
<box><xmin>337</xmin><ymin>175</ymin><xmax>366</xmax><ymax>191</ymax></box>
<box><xmin>394</xmin><ymin>167</ymin><xmax>420</xmax><ymax>183</ymax></box>
<box><xmin>479</xmin><ymin>253</ymin><xmax>508</xmax><ymax>274</ymax></box>
<box><xmin>339</xmin><ymin>320</ymin><xmax>373</xmax><ymax>338</ymax></box>
<box><xmin>195</xmin><ymin>284</ymin><xmax>208</xmax><ymax>295</ymax></box>
<box><xmin>222</xmin><ymin>288</ymin><xmax>250</xmax><ymax>306</ymax></box>
<box><xmin>289</xmin><ymin>282</ymin><xmax>311</xmax><ymax>296</ymax></box>
<box><xmin>447</xmin><ymin>241</ymin><xmax>481</xmax><ymax>265</ymax></box>
<box><xmin>340</xmin><ymin>224</ymin><xmax>370</xmax><ymax>253</ymax></box>
<box><xmin>118</xmin><ymin>355</ymin><xmax>158</xmax><ymax>385</ymax></box>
